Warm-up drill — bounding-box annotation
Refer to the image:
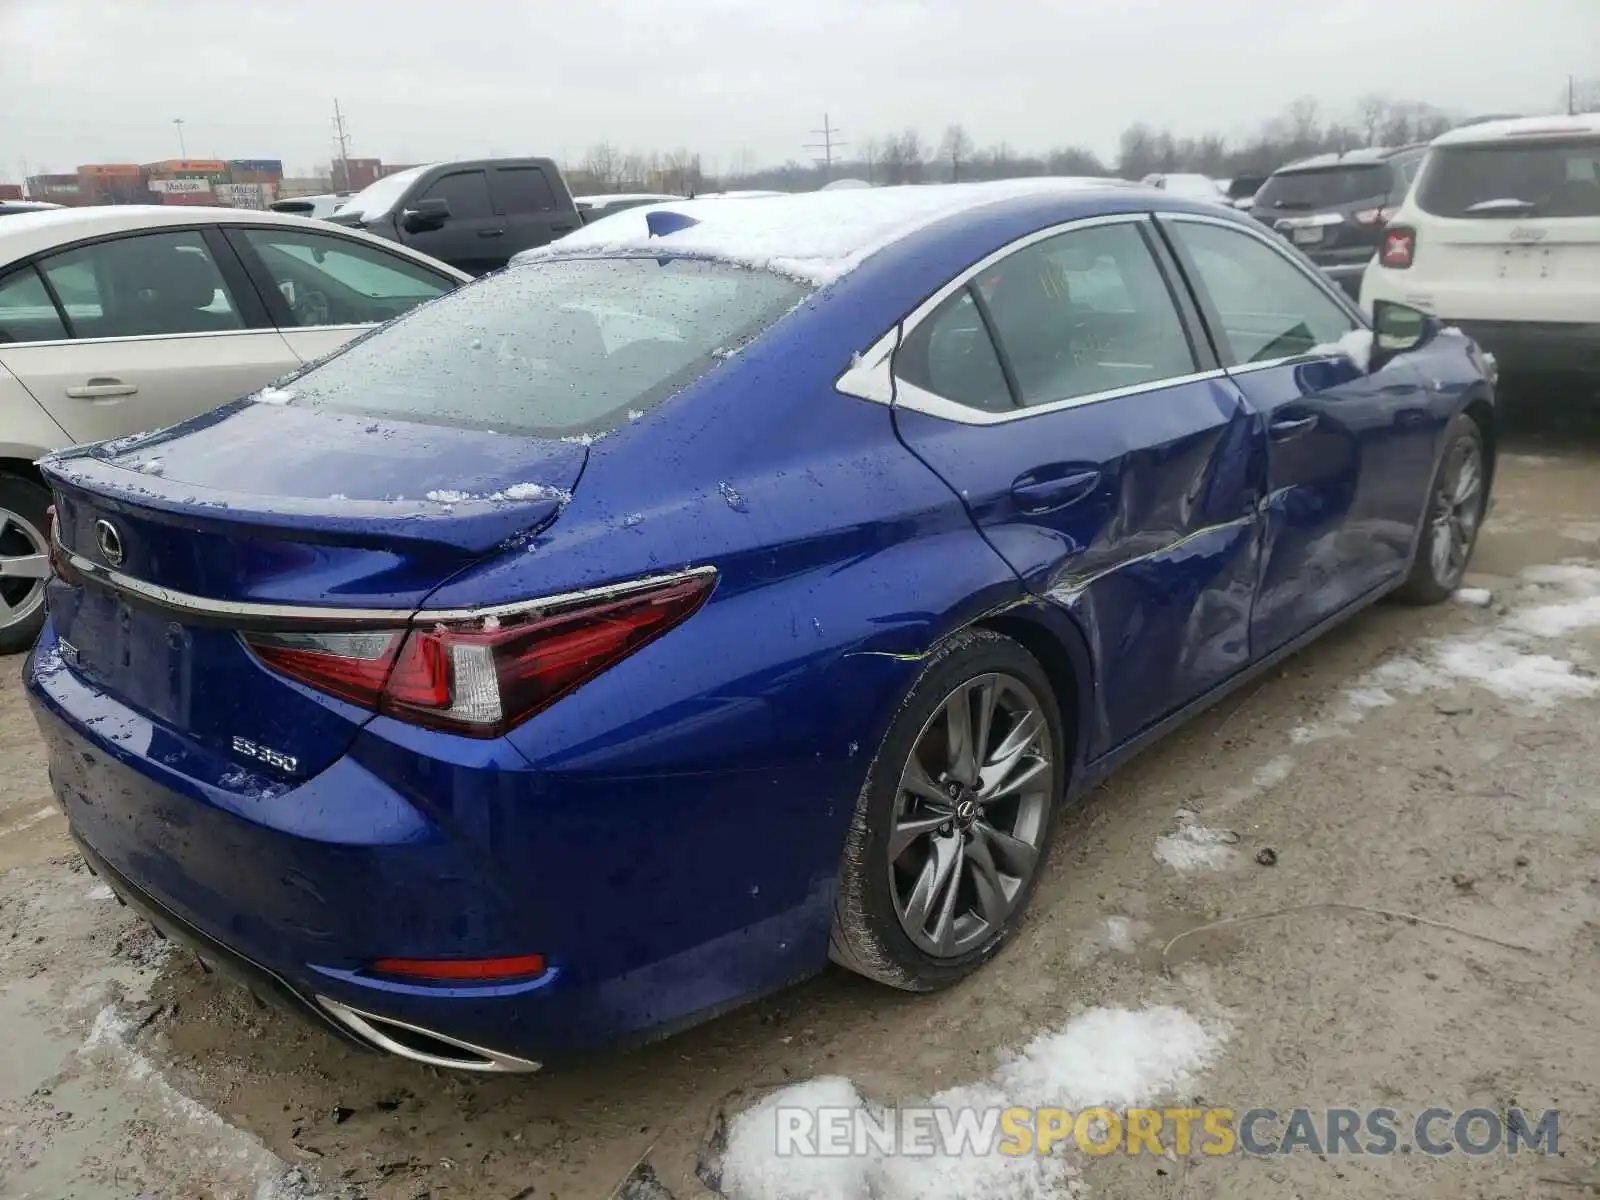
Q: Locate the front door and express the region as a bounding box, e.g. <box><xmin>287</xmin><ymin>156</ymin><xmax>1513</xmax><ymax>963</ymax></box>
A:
<box><xmin>397</xmin><ymin>168</ymin><xmax>505</xmax><ymax>275</ymax></box>
<box><xmin>890</xmin><ymin>215</ymin><xmax>1261</xmax><ymax>757</ymax></box>
<box><xmin>1159</xmin><ymin>216</ymin><xmax>1436</xmax><ymax>656</ymax></box>
<box><xmin>0</xmin><ymin>228</ymin><xmax>299</xmax><ymax>443</ymax></box>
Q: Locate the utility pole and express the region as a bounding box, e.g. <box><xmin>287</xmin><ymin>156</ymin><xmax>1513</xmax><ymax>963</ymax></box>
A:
<box><xmin>172</xmin><ymin>118</ymin><xmax>187</xmax><ymax>159</ymax></box>
<box><xmin>804</xmin><ymin>113</ymin><xmax>846</xmax><ymax>183</ymax></box>
<box><xmin>332</xmin><ymin>99</ymin><xmax>354</xmax><ymax>191</ymax></box>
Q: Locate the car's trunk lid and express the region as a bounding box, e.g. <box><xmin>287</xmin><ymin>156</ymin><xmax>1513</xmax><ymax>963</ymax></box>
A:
<box><xmin>40</xmin><ymin>401</ymin><xmax>586</xmax><ymax>778</ymax></box>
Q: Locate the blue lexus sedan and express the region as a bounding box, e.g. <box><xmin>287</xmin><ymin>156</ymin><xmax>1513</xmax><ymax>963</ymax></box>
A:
<box><xmin>26</xmin><ymin>181</ymin><xmax>1495</xmax><ymax>1072</ymax></box>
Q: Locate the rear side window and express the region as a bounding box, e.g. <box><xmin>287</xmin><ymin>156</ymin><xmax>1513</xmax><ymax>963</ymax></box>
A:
<box><xmin>1415</xmin><ymin>139</ymin><xmax>1600</xmax><ymax>219</ymax></box>
<box><xmin>283</xmin><ymin>257</ymin><xmax>808</xmax><ymax>434</ymax></box>
<box><xmin>36</xmin><ymin>231</ymin><xmax>244</xmax><ymax>338</ymax></box>
<box><xmin>420</xmin><ymin>170</ymin><xmax>493</xmax><ymax>220</ymax></box>
<box><xmin>495</xmin><ymin>167</ymin><xmax>559</xmax><ymax>214</ymax></box>
<box><xmin>1254</xmin><ymin>165</ymin><xmax>1392</xmax><ymax>210</ymax></box>
<box><xmin>0</xmin><ymin>268</ymin><xmax>68</xmax><ymax>343</ymax></box>
<box><xmin>897</xmin><ymin>289</ymin><xmax>1012</xmax><ymax>412</ymax></box>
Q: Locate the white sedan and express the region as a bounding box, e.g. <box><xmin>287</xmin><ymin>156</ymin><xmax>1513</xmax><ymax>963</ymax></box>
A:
<box><xmin>0</xmin><ymin>205</ymin><xmax>471</xmax><ymax>651</ymax></box>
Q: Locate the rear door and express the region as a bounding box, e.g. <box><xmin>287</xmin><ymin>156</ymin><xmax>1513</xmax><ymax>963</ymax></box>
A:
<box><xmin>889</xmin><ymin>214</ymin><xmax>1262</xmax><ymax>756</ymax></box>
<box><xmin>0</xmin><ymin>227</ymin><xmax>299</xmax><ymax>443</ymax></box>
<box><xmin>1402</xmin><ymin>133</ymin><xmax>1600</xmax><ymax>323</ymax></box>
<box><xmin>1160</xmin><ymin>214</ymin><xmax>1435</xmax><ymax>655</ymax></box>
<box><xmin>395</xmin><ymin>168</ymin><xmax>503</xmax><ymax>274</ymax></box>
<box><xmin>222</xmin><ymin>223</ymin><xmax>461</xmax><ymax>363</ymax></box>
<box><xmin>489</xmin><ymin>164</ymin><xmax>580</xmax><ymax>256</ymax></box>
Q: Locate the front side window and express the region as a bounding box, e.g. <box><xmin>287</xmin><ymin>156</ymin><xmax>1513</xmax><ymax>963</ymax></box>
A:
<box><xmin>1167</xmin><ymin>221</ymin><xmax>1356</xmax><ymax>365</ymax></box>
<box><xmin>420</xmin><ymin>171</ymin><xmax>493</xmax><ymax>220</ymax></box>
<box><xmin>0</xmin><ymin>267</ymin><xmax>67</xmax><ymax>343</ymax></box>
<box><xmin>36</xmin><ymin>231</ymin><xmax>243</xmax><ymax>338</ymax></box>
<box><xmin>978</xmin><ymin>222</ymin><xmax>1196</xmax><ymax>406</ymax></box>
<box><xmin>1415</xmin><ymin>139</ymin><xmax>1600</xmax><ymax>219</ymax></box>
<box><xmin>236</xmin><ymin>227</ymin><xmax>455</xmax><ymax>327</ymax></box>
<box><xmin>280</xmin><ymin>257</ymin><xmax>808</xmax><ymax>435</ymax></box>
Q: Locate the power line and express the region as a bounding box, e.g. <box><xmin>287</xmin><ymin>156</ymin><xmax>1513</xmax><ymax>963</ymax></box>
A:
<box><xmin>804</xmin><ymin>113</ymin><xmax>846</xmax><ymax>181</ymax></box>
<box><xmin>332</xmin><ymin>99</ymin><xmax>354</xmax><ymax>190</ymax></box>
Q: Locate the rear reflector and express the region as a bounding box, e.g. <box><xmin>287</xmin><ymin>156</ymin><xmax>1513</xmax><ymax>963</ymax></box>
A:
<box><xmin>368</xmin><ymin>954</ymin><xmax>547</xmax><ymax>983</ymax></box>
<box><xmin>1380</xmin><ymin>226</ymin><xmax>1416</xmax><ymax>269</ymax></box>
<box><xmin>243</xmin><ymin>569</ymin><xmax>716</xmax><ymax>736</ymax></box>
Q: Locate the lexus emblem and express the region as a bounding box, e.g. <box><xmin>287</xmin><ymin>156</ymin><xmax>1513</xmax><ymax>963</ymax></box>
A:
<box><xmin>94</xmin><ymin>519</ymin><xmax>124</xmax><ymax>568</ymax></box>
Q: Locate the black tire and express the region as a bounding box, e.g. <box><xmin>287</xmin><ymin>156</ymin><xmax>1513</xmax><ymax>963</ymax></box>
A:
<box><xmin>1394</xmin><ymin>412</ymin><xmax>1488</xmax><ymax>606</ymax></box>
<box><xmin>829</xmin><ymin>628</ymin><xmax>1066</xmax><ymax>992</ymax></box>
<box><xmin>0</xmin><ymin>473</ymin><xmax>50</xmax><ymax>656</ymax></box>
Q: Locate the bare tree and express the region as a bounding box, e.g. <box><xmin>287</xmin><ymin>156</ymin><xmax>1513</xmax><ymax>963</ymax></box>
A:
<box><xmin>939</xmin><ymin>123</ymin><xmax>975</xmax><ymax>182</ymax></box>
<box><xmin>1046</xmin><ymin>146</ymin><xmax>1107</xmax><ymax>176</ymax></box>
<box><xmin>899</xmin><ymin>128</ymin><xmax>926</xmax><ymax>183</ymax></box>
<box><xmin>1357</xmin><ymin>94</ymin><xmax>1388</xmax><ymax>146</ymax></box>
<box><xmin>583</xmin><ymin>142</ymin><xmax>622</xmax><ymax>192</ymax></box>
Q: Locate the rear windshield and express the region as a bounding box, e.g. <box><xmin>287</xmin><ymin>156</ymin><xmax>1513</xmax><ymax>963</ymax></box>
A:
<box><xmin>282</xmin><ymin>257</ymin><xmax>809</xmax><ymax>435</ymax></box>
<box><xmin>1254</xmin><ymin>164</ymin><xmax>1393</xmax><ymax>211</ymax></box>
<box><xmin>1415</xmin><ymin>139</ymin><xmax>1600</xmax><ymax>219</ymax></box>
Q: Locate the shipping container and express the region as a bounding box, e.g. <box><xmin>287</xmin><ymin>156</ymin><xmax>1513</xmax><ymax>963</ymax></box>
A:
<box><xmin>145</xmin><ymin>159</ymin><xmax>226</xmax><ymax>174</ymax></box>
<box><xmin>149</xmin><ymin>177</ymin><xmax>212</xmax><ymax>195</ymax></box>
<box><xmin>161</xmin><ymin>191</ymin><xmax>214</xmax><ymax>206</ymax></box>
<box><xmin>226</xmin><ymin>159</ymin><xmax>284</xmax><ymax>177</ymax></box>
<box><xmin>79</xmin><ymin>163</ymin><xmax>143</xmax><ymax>177</ymax></box>
<box><xmin>0</xmin><ymin>184</ymin><xmax>22</xmax><ymax>200</ymax></box>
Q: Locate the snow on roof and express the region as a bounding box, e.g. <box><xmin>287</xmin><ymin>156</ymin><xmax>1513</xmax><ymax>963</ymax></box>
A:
<box><xmin>1432</xmin><ymin>112</ymin><xmax>1600</xmax><ymax>147</ymax></box>
<box><xmin>1280</xmin><ymin>146</ymin><xmax>1408</xmax><ymax>172</ymax></box>
<box><xmin>574</xmin><ymin>193</ymin><xmax>680</xmax><ymax>206</ymax></box>
<box><xmin>516</xmin><ymin>178</ymin><xmax>1133</xmax><ymax>284</ymax></box>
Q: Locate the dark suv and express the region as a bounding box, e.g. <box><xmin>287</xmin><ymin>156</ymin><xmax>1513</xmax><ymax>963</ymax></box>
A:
<box><xmin>329</xmin><ymin>158</ymin><xmax>581</xmax><ymax>275</ymax></box>
<box><xmin>1250</xmin><ymin>146</ymin><xmax>1426</xmax><ymax>296</ymax></box>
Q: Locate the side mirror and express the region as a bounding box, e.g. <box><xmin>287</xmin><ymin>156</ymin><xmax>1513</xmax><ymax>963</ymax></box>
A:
<box><xmin>1369</xmin><ymin>299</ymin><xmax>1440</xmax><ymax>371</ymax></box>
<box><xmin>401</xmin><ymin>198</ymin><xmax>451</xmax><ymax>233</ymax></box>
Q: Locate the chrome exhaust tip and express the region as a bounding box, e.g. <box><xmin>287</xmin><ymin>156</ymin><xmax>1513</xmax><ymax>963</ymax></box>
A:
<box><xmin>315</xmin><ymin>995</ymin><xmax>541</xmax><ymax>1074</ymax></box>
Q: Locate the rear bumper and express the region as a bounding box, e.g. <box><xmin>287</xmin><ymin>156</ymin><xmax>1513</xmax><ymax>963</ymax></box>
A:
<box><xmin>25</xmin><ymin>626</ymin><xmax>831</xmax><ymax>1067</ymax></box>
<box><xmin>1442</xmin><ymin>320</ymin><xmax>1600</xmax><ymax>379</ymax></box>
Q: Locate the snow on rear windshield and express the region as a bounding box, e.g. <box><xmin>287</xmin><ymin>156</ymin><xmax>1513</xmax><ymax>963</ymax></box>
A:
<box><xmin>335</xmin><ymin>164</ymin><xmax>438</xmax><ymax>220</ymax></box>
<box><xmin>1415</xmin><ymin>139</ymin><xmax>1600</xmax><ymax>219</ymax></box>
<box><xmin>282</xmin><ymin>257</ymin><xmax>809</xmax><ymax>435</ymax></box>
<box><xmin>1254</xmin><ymin>164</ymin><xmax>1391</xmax><ymax>210</ymax></box>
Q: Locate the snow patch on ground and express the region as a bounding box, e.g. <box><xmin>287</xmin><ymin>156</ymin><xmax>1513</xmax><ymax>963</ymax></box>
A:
<box><xmin>88</xmin><ymin>883</ymin><xmax>115</xmax><ymax>901</ymax></box>
<box><xmin>82</xmin><ymin>1006</ymin><xmax>315</xmax><ymax>1198</ymax></box>
<box><xmin>1452</xmin><ymin>587</ymin><xmax>1494</xmax><ymax>607</ymax></box>
<box><xmin>1251</xmin><ymin>755</ymin><xmax>1294</xmax><ymax>789</ymax></box>
<box><xmin>1153</xmin><ymin>824</ymin><xmax>1238</xmax><ymax>871</ymax></box>
<box><xmin>0</xmin><ymin>805</ymin><xmax>60</xmax><ymax>839</ymax></box>
<box><xmin>720</xmin><ymin>1006</ymin><xmax>1224</xmax><ymax>1200</ymax></box>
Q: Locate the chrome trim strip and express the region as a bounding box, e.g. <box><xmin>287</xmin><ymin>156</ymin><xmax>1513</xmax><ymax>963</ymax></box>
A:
<box><xmin>315</xmin><ymin>996</ymin><xmax>542</xmax><ymax>1074</ymax></box>
<box><xmin>0</xmin><ymin>327</ymin><xmax>295</xmax><ymax>351</ymax></box>
<box><xmin>892</xmin><ymin>369</ymin><xmax>1230</xmax><ymax>426</ymax></box>
<box><xmin>63</xmin><ymin>548</ymin><xmax>717</xmax><ymax>629</ymax></box>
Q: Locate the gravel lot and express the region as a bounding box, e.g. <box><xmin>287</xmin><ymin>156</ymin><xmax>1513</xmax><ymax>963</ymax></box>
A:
<box><xmin>2</xmin><ymin>394</ymin><xmax>1597</xmax><ymax>1200</ymax></box>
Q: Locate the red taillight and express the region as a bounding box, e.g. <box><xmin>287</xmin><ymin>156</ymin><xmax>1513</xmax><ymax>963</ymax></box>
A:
<box><xmin>1380</xmin><ymin>226</ymin><xmax>1416</xmax><ymax>268</ymax></box>
<box><xmin>45</xmin><ymin>505</ymin><xmax>81</xmax><ymax>585</ymax></box>
<box><xmin>242</xmin><ymin>571</ymin><xmax>715</xmax><ymax>736</ymax></box>
<box><xmin>368</xmin><ymin>954</ymin><xmax>547</xmax><ymax>983</ymax></box>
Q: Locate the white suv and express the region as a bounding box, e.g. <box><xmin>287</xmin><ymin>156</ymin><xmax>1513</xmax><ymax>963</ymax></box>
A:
<box><xmin>1360</xmin><ymin>114</ymin><xmax>1600</xmax><ymax>380</ymax></box>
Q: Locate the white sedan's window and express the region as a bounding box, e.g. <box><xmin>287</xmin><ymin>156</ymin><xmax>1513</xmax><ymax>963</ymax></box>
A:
<box><xmin>0</xmin><ymin>268</ymin><xmax>68</xmax><ymax>344</ymax></box>
<box><xmin>37</xmin><ymin>231</ymin><xmax>245</xmax><ymax>339</ymax></box>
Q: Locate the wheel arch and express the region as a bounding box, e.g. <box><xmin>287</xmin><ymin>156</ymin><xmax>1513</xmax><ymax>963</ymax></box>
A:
<box><xmin>0</xmin><ymin>456</ymin><xmax>47</xmax><ymax>490</ymax></box>
<box><xmin>971</xmin><ymin>602</ymin><xmax>1096</xmax><ymax>798</ymax></box>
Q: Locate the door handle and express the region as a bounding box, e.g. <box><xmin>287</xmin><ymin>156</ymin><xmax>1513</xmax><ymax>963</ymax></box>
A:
<box><xmin>1269</xmin><ymin>414</ymin><xmax>1318</xmax><ymax>441</ymax></box>
<box><xmin>478</xmin><ymin>228</ymin><xmax>506</xmax><ymax>238</ymax></box>
<box><xmin>66</xmin><ymin>379</ymin><xmax>138</xmax><ymax>400</ymax></box>
<box><xmin>1010</xmin><ymin>468</ymin><xmax>1101</xmax><ymax>514</ymax></box>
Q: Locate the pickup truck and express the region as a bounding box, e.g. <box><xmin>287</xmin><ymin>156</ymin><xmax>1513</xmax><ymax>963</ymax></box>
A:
<box><xmin>328</xmin><ymin>158</ymin><xmax>580</xmax><ymax>275</ymax></box>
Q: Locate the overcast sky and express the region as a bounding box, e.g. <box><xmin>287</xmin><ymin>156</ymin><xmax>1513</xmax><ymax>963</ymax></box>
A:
<box><xmin>2</xmin><ymin>0</ymin><xmax>1595</xmax><ymax>180</ymax></box>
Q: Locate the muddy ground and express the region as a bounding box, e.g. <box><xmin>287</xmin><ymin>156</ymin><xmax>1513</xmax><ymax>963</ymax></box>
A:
<box><xmin>2</xmin><ymin>392</ymin><xmax>1597</xmax><ymax>1200</ymax></box>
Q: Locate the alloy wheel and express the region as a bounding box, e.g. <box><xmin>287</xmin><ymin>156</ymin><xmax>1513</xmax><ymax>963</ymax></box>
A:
<box><xmin>889</xmin><ymin>672</ymin><xmax>1054</xmax><ymax>958</ymax></box>
<box><xmin>0</xmin><ymin>507</ymin><xmax>49</xmax><ymax>637</ymax></box>
<box><xmin>1428</xmin><ymin>436</ymin><xmax>1484</xmax><ymax>587</ymax></box>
